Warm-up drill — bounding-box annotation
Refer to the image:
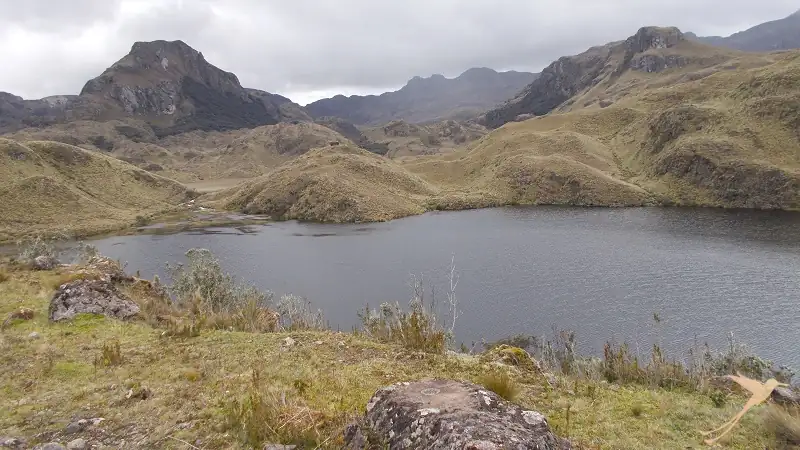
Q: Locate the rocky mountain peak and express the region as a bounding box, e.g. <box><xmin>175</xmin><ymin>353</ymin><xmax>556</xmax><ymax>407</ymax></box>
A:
<box><xmin>82</xmin><ymin>39</ymin><xmax>242</xmax><ymax>98</ymax></box>
<box><xmin>626</xmin><ymin>27</ymin><xmax>684</xmax><ymax>54</ymax></box>
<box><xmin>481</xmin><ymin>25</ymin><xmax>730</xmax><ymax>128</ymax></box>
<box><xmin>458</xmin><ymin>67</ymin><xmax>498</xmax><ymax>82</ymax></box>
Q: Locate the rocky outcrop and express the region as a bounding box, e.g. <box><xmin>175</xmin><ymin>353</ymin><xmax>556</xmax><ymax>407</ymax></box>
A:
<box><xmin>0</xmin><ymin>92</ymin><xmax>74</xmax><ymax>133</ymax></box>
<box><xmin>344</xmin><ymin>379</ymin><xmax>571</xmax><ymax>449</ymax></box>
<box><xmin>1</xmin><ymin>40</ymin><xmax>310</xmax><ymax>135</ymax></box>
<box><xmin>480</xmin><ymin>27</ymin><xmax>703</xmax><ymax>128</ymax></box>
<box><xmin>49</xmin><ymin>278</ymin><xmax>140</xmax><ymax>322</ymax></box>
<box><xmin>307</xmin><ymin>68</ymin><xmax>538</xmax><ymax>125</ymax></box>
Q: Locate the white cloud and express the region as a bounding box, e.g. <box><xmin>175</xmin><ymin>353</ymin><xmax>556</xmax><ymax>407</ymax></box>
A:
<box><xmin>0</xmin><ymin>0</ymin><xmax>797</xmax><ymax>101</ymax></box>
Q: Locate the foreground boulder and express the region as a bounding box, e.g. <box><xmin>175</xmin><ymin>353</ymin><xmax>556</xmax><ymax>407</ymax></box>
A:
<box><xmin>49</xmin><ymin>278</ymin><xmax>140</xmax><ymax>322</ymax></box>
<box><xmin>344</xmin><ymin>379</ymin><xmax>571</xmax><ymax>449</ymax></box>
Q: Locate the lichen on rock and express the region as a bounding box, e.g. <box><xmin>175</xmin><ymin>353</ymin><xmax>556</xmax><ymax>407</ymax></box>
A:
<box><xmin>344</xmin><ymin>379</ymin><xmax>571</xmax><ymax>449</ymax></box>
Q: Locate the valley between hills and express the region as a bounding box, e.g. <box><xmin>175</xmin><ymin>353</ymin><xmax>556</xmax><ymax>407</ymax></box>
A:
<box><xmin>1</xmin><ymin>15</ymin><xmax>799</xmax><ymax>242</ymax></box>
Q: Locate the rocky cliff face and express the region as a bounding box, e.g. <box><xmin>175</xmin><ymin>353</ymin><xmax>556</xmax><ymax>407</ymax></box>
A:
<box><xmin>686</xmin><ymin>9</ymin><xmax>800</xmax><ymax>52</ymax></box>
<box><xmin>306</xmin><ymin>68</ymin><xmax>538</xmax><ymax>125</ymax></box>
<box><xmin>480</xmin><ymin>27</ymin><xmax>709</xmax><ymax>128</ymax></box>
<box><xmin>0</xmin><ymin>40</ymin><xmax>309</xmax><ymax>135</ymax></box>
<box><xmin>0</xmin><ymin>92</ymin><xmax>75</xmax><ymax>132</ymax></box>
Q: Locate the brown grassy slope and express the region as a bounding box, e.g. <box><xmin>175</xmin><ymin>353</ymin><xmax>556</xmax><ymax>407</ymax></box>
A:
<box><xmin>187</xmin><ymin>122</ymin><xmax>353</xmax><ymax>179</ymax></box>
<box><xmin>208</xmin><ymin>145</ymin><xmax>437</xmax><ymax>222</ymax></box>
<box><xmin>547</xmin><ymin>51</ymin><xmax>800</xmax><ymax>208</ymax></box>
<box><xmin>0</xmin><ymin>138</ymin><xmax>189</xmax><ymax>241</ymax></box>
<box><xmin>4</xmin><ymin>121</ymin><xmax>353</xmax><ymax>183</ymax></box>
<box><xmin>361</xmin><ymin>119</ymin><xmax>487</xmax><ymax>158</ymax></box>
<box><xmin>403</xmin><ymin>114</ymin><xmax>652</xmax><ymax>208</ymax></box>
<box><xmin>214</xmin><ymin>51</ymin><xmax>800</xmax><ymax>221</ymax></box>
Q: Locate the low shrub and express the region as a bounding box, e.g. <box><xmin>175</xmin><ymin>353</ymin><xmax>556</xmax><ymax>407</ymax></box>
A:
<box><xmin>276</xmin><ymin>294</ymin><xmax>325</xmax><ymax>331</ymax></box>
<box><xmin>167</xmin><ymin>248</ymin><xmax>271</xmax><ymax>314</ymax></box>
<box><xmin>16</xmin><ymin>234</ymin><xmax>66</xmax><ymax>266</ymax></box>
<box><xmin>358</xmin><ymin>300</ymin><xmax>446</xmax><ymax>353</ymax></box>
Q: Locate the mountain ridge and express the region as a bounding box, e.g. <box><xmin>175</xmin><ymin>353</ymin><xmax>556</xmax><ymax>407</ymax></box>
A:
<box><xmin>306</xmin><ymin>67</ymin><xmax>538</xmax><ymax>125</ymax></box>
<box><xmin>480</xmin><ymin>26</ymin><xmax>745</xmax><ymax>128</ymax></box>
<box><xmin>0</xmin><ymin>40</ymin><xmax>310</xmax><ymax>136</ymax></box>
<box><xmin>685</xmin><ymin>10</ymin><xmax>800</xmax><ymax>51</ymax></box>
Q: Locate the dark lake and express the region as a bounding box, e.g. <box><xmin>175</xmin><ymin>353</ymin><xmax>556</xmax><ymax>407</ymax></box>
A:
<box><xmin>87</xmin><ymin>206</ymin><xmax>800</xmax><ymax>368</ymax></box>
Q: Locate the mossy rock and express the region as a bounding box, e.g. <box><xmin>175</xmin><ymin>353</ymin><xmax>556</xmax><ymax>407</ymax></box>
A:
<box><xmin>482</xmin><ymin>345</ymin><xmax>541</xmax><ymax>371</ymax></box>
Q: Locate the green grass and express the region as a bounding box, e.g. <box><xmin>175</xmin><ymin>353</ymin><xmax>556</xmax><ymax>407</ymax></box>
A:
<box><xmin>0</xmin><ymin>265</ymin><xmax>791</xmax><ymax>449</ymax></box>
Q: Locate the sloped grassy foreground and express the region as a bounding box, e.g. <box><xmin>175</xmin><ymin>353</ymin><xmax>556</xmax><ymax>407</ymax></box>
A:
<box><xmin>0</xmin><ymin>248</ymin><xmax>797</xmax><ymax>449</ymax></box>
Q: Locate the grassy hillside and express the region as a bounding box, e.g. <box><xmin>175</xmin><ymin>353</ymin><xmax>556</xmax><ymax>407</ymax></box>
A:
<box><xmin>361</xmin><ymin>119</ymin><xmax>487</xmax><ymax>158</ymax></box>
<box><xmin>213</xmin><ymin>51</ymin><xmax>800</xmax><ymax>222</ymax></box>
<box><xmin>209</xmin><ymin>145</ymin><xmax>436</xmax><ymax>222</ymax></box>
<box><xmin>0</xmin><ymin>138</ymin><xmax>189</xmax><ymax>241</ymax></box>
<box><xmin>522</xmin><ymin>51</ymin><xmax>800</xmax><ymax>209</ymax></box>
<box><xmin>5</xmin><ymin>120</ymin><xmax>354</xmax><ymax>183</ymax></box>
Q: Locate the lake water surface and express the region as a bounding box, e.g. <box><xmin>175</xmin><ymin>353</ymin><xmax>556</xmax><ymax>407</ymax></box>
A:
<box><xmin>88</xmin><ymin>207</ymin><xmax>800</xmax><ymax>367</ymax></box>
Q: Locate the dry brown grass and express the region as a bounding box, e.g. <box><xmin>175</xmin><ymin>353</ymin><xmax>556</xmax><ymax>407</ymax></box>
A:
<box><xmin>764</xmin><ymin>405</ymin><xmax>800</xmax><ymax>449</ymax></box>
<box><xmin>0</xmin><ymin>138</ymin><xmax>190</xmax><ymax>242</ymax></box>
<box><xmin>211</xmin><ymin>51</ymin><xmax>800</xmax><ymax>223</ymax></box>
<box><xmin>478</xmin><ymin>369</ymin><xmax>521</xmax><ymax>401</ymax></box>
<box><xmin>208</xmin><ymin>145</ymin><xmax>437</xmax><ymax>222</ymax></box>
<box><xmin>361</xmin><ymin>119</ymin><xmax>487</xmax><ymax>158</ymax></box>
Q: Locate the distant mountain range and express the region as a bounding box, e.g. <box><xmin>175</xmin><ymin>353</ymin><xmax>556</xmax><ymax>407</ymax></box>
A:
<box><xmin>685</xmin><ymin>9</ymin><xmax>800</xmax><ymax>51</ymax></box>
<box><xmin>305</xmin><ymin>68</ymin><xmax>538</xmax><ymax>126</ymax></box>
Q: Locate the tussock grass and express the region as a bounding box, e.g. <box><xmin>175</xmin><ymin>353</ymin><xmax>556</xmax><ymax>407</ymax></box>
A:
<box><xmin>93</xmin><ymin>340</ymin><xmax>124</xmax><ymax>368</ymax></box>
<box><xmin>478</xmin><ymin>370</ymin><xmax>521</xmax><ymax>401</ymax></box>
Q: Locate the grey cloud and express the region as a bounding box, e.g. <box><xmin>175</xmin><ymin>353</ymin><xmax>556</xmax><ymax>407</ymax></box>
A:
<box><xmin>0</xmin><ymin>0</ymin><xmax>123</xmax><ymax>31</ymax></box>
<box><xmin>0</xmin><ymin>0</ymin><xmax>797</xmax><ymax>101</ymax></box>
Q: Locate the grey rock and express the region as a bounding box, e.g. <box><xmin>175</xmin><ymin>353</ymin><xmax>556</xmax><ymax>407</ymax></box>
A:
<box><xmin>0</xmin><ymin>437</ymin><xmax>26</xmax><ymax>449</ymax></box>
<box><xmin>263</xmin><ymin>445</ymin><xmax>296</xmax><ymax>450</ymax></box>
<box><xmin>33</xmin><ymin>255</ymin><xmax>59</xmax><ymax>271</ymax></box>
<box><xmin>65</xmin><ymin>420</ymin><xmax>85</xmax><ymax>434</ymax></box>
<box><xmin>28</xmin><ymin>331</ymin><xmax>40</xmax><ymax>340</ymax></box>
<box><xmin>49</xmin><ymin>279</ymin><xmax>140</xmax><ymax>322</ymax></box>
<box><xmin>66</xmin><ymin>439</ymin><xmax>87</xmax><ymax>450</ymax></box>
<box><xmin>33</xmin><ymin>444</ymin><xmax>67</xmax><ymax>450</ymax></box>
<box><xmin>772</xmin><ymin>386</ymin><xmax>800</xmax><ymax>406</ymax></box>
<box><xmin>343</xmin><ymin>379</ymin><xmax>571</xmax><ymax>449</ymax></box>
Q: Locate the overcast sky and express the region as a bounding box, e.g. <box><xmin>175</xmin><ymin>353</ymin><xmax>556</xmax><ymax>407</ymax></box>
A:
<box><xmin>0</xmin><ymin>0</ymin><xmax>797</xmax><ymax>105</ymax></box>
